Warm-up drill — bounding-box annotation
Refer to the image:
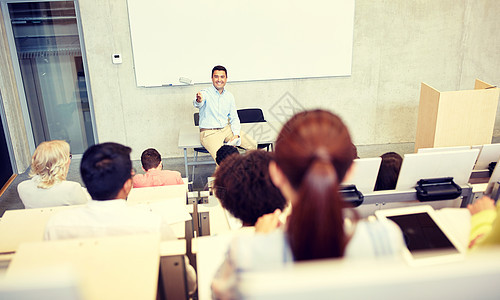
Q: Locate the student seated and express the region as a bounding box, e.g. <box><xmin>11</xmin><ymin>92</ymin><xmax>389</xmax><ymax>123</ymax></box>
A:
<box><xmin>17</xmin><ymin>140</ymin><xmax>89</xmax><ymax>209</ymax></box>
<box><xmin>44</xmin><ymin>142</ymin><xmax>196</xmax><ymax>293</ymax></box>
<box><xmin>44</xmin><ymin>143</ymin><xmax>178</xmax><ymax>240</ymax></box>
<box><xmin>132</xmin><ymin>148</ymin><xmax>183</xmax><ymax>188</ymax></box>
<box><xmin>211</xmin><ymin>110</ymin><xmax>405</xmax><ymax>298</ymax></box>
<box><xmin>374</xmin><ymin>152</ymin><xmax>403</xmax><ymax>191</ymax></box>
<box><xmin>214</xmin><ymin>150</ymin><xmax>287</xmax><ymax>226</ymax></box>
<box><xmin>215</xmin><ymin>145</ymin><xmax>239</xmax><ymax>166</ymax></box>
<box><xmin>204</xmin><ymin>145</ymin><xmax>240</xmax><ymax>192</ymax></box>
<box><xmin>468</xmin><ymin>196</ymin><xmax>500</xmax><ymax>249</ymax></box>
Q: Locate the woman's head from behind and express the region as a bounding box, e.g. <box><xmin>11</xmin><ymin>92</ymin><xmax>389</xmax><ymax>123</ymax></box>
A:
<box><xmin>214</xmin><ymin>150</ymin><xmax>287</xmax><ymax>226</ymax></box>
<box><xmin>374</xmin><ymin>152</ymin><xmax>402</xmax><ymax>191</ymax></box>
<box><xmin>271</xmin><ymin>110</ymin><xmax>357</xmax><ymax>261</ymax></box>
<box><xmin>30</xmin><ymin>140</ymin><xmax>71</xmax><ymax>189</ymax></box>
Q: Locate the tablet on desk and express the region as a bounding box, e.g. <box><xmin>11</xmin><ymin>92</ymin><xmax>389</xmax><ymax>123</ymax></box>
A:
<box><xmin>375</xmin><ymin>205</ymin><xmax>464</xmax><ymax>267</ymax></box>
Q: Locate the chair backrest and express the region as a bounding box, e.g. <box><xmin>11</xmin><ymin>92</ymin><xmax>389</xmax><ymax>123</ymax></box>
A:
<box><xmin>237</xmin><ymin>108</ymin><xmax>265</xmax><ymax>123</ymax></box>
<box><xmin>475</xmin><ymin>143</ymin><xmax>500</xmax><ymax>170</ymax></box>
<box><xmin>341</xmin><ymin>157</ymin><xmax>382</xmax><ymax>194</ymax></box>
<box><xmin>196</xmin><ymin>109</ymin><xmax>265</xmax><ymax>125</ymax></box>
<box><xmin>194</xmin><ymin>113</ymin><xmax>200</xmax><ymax>126</ymax></box>
<box><xmin>127</xmin><ymin>184</ymin><xmax>187</xmax><ymax>204</ymax></box>
<box><xmin>395</xmin><ymin>149</ymin><xmax>479</xmax><ymax>190</ymax></box>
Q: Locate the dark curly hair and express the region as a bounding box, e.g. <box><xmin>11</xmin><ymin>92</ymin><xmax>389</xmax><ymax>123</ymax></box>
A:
<box><xmin>214</xmin><ymin>150</ymin><xmax>287</xmax><ymax>226</ymax></box>
<box><xmin>216</xmin><ymin>145</ymin><xmax>239</xmax><ymax>165</ymax></box>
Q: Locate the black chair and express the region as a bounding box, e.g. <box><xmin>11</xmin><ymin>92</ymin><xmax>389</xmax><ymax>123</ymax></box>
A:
<box><xmin>237</xmin><ymin>108</ymin><xmax>265</xmax><ymax>123</ymax></box>
<box><xmin>237</xmin><ymin>108</ymin><xmax>273</xmax><ymax>151</ymax></box>
<box><xmin>194</xmin><ymin>112</ymin><xmax>200</xmax><ymax>127</ymax></box>
<box><xmin>192</xmin><ymin>113</ymin><xmax>213</xmax><ymax>181</ymax></box>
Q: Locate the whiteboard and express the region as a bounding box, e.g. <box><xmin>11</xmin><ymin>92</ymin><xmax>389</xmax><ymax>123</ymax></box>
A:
<box><xmin>127</xmin><ymin>0</ymin><xmax>355</xmax><ymax>87</ymax></box>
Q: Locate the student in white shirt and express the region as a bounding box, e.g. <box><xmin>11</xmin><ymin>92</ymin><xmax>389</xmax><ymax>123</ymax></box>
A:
<box><xmin>18</xmin><ymin>140</ymin><xmax>89</xmax><ymax>209</ymax></box>
<box><xmin>44</xmin><ymin>142</ymin><xmax>196</xmax><ymax>293</ymax></box>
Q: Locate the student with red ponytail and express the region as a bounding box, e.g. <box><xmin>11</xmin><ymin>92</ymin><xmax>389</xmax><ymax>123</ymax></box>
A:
<box><xmin>212</xmin><ymin>110</ymin><xmax>404</xmax><ymax>298</ymax></box>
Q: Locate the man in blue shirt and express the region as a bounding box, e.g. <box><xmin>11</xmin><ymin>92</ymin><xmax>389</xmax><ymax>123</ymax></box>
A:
<box><xmin>193</xmin><ymin>65</ymin><xmax>257</xmax><ymax>161</ymax></box>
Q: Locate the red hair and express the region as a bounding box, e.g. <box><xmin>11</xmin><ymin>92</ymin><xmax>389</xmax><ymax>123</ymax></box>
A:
<box><xmin>275</xmin><ymin>110</ymin><xmax>356</xmax><ymax>261</ymax></box>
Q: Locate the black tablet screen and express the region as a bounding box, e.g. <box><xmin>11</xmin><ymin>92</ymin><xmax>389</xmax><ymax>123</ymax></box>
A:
<box><xmin>387</xmin><ymin>212</ymin><xmax>458</xmax><ymax>254</ymax></box>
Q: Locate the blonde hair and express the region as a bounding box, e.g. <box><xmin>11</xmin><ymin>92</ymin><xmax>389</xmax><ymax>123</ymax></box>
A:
<box><xmin>29</xmin><ymin>140</ymin><xmax>71</xmax><ymax>189</ymax></box>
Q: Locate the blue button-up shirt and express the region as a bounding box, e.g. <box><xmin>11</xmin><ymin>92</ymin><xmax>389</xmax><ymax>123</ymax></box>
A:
<box><xmin>193</xmin><ymin>85</ymin><xmax>241</xmax><ymax>136</ymax></box>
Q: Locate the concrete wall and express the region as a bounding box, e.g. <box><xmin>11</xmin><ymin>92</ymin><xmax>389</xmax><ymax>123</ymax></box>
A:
<box><xmin>76</xmin><ymin>0</ymin><xmax>499</xmax><ymax>159</ymax></box>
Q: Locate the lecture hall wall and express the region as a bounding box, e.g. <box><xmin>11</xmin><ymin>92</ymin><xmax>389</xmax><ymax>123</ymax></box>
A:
<box><xmin>2</xmin><ymin>0</ymin><xmax>500</xmax><ymax>168</ymax></box>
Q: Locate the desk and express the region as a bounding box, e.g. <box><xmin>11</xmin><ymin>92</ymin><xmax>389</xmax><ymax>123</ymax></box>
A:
<box><xmin>195</xmin><ymin>234</ymin><xmax>233</xmax><ymax>300</ymax></box>
<box><xmin>352</xmin><ymin>184</ymin><xmax>473</xmax><ymax>219</ymax></box>
<box><xmin>187</xmin><ymin>195</ymin><xmax>238</xmax><ymax>236</ymax></box>
<box><xmin>136</xmin><ymin>200</ymin><xmax>191</xmax><ymax>239</ymax></box>
<box><xmin>189</xmin><ymin>193</ymin><xmax>248</xmax><ymax>300</ymax></box>
<box><xmin>127</xmin><ymin>185</ymin><xmax>191</xmax><ymax>238</ymax></box>
<box><xmin>0</xmin><ymin>200</ymin><xmax>189</xmax><ymax>256</ymax></box>
<box><xmin>0</xmin><ymin>205</ymin><xmax>83</xmax><ymax>254</ymax></box>
<box><xmin>127</xmin><ymin>184</ymin><xmax>187</xmax><ymax>204</ymax></box>
<box><xmin>178</xmin><ymin>122</ymin><xmax>280</xmax><ymax>180</ymax></box>
<box><xmin>158</xmin><ymin>239</ymin><xmax>192</xmax><ymax>300</ymax></box>
<box><xmin>4</xmin><ymin>234</ymin><xmax>160</xmax><ymax>300</ymax></box>
<box><xmin>238</xmin><ymin>247</ymin><xmax>500</xmax><ymax>299</ymax></box>
<box><xmin>194</xmin><ymin>228</ymin><xmax>256</xmax><ymax>300</ymax></box>
<box><xmin>193</xmin><ymin>207</ymin><xmax>471</xmax><ymax>300</ymax></box>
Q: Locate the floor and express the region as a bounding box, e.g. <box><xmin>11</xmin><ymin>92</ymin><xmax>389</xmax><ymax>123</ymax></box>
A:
<box><xmin>0</xmin><ymin>142</ymin><xmax>414</xmax><ymax>217</ymax></box>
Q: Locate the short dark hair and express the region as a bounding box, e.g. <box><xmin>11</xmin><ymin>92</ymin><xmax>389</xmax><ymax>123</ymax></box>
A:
<box><xmin>216</xmin><ymin>145</ymin><xmax>239</xmax><ymax>165</ymax></box>
<box><xmin>141</xmin><ymin>148</ymin><xmax>161</xmax><ymax>171</ymax></box>
<box><xmin>214</xmin><ymin>150</ymin><xmax>287</xmax><ymax>226</ymax></box>
<box><xmin>211</xmin><ymin>65</ymin><xmax>227</xmax><ymax>77</ymax></box>
<box><xmin>80</xmin><ymin>142</ymin><xmax>132</xmax><ymax>200</ymax></box>
<box><xmin>374</xmin><ymin>152</ymin><xmax>403</xmax><ymax>191</ymax></box>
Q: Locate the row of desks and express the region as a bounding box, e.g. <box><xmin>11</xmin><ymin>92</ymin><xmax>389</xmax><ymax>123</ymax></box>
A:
<box><xmin>0</xmin><ymin>183</ymin><xmax>238</xmax><ymax>300</ymax></box>
<box><xmin>0</xmin><ymin>185</ymin><xmax>192</xmax><ymax>299</ymax></box>
<box><xmin>1</xmin><ymin>234</ymin><xmax>189</xmax><ymax>300</ymax></box>
<box><xmin>0</xmin><ymin>180</ymin><xmax>487</xmax><ymax>299</ymax></box>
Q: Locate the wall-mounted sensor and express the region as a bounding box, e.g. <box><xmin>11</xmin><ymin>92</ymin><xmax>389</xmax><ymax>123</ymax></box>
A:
<box><xmin>179</xmin><ymin>77</ymin><xmax>193</xmax><ymax>85</ymax></box>
<box><xmin>112</xmin><ymin>53</ymin><xmax>122</xmax><ymax>64</ymax></box>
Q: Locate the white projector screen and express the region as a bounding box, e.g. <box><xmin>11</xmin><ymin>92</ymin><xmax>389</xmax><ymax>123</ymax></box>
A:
<box><xmin>127</xmin><ymin>0</ymin><xmax>355</xmax><ymax>87</ymax></box>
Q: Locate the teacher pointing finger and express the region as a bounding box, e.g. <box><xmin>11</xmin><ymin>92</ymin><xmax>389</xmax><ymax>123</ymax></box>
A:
<box><xmin>193</xmin><ymin>65</ymin><xmax>257</xmax><ymax>162</ymax></box>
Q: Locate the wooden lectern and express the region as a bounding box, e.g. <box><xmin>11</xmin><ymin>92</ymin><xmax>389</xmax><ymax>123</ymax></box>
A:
<box><xmin>415</xmin><ymin>79</ymin><xmax>499</xmax><ymax>152</ymax></box>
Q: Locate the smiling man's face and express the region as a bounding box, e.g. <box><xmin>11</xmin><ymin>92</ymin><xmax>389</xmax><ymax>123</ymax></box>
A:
<box><xmin>212</xmin><ymin>70</ymin><xmax>227</xmax><ymax>93</ymax></box>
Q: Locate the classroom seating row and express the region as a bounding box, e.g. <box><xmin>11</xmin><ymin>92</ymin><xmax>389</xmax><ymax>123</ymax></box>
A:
<box><xmin>345</xmin><ymin>143</ymin><xmax>500</xmax><ymax>194</ymax></box>
<box><xmin>1</xmin><ymin>144</ymin><xmax>498</xmax><ymax>300</ymax></box>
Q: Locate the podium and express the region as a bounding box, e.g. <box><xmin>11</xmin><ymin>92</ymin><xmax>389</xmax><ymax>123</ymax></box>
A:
<box><xmin>415</xmin><ymin>79</ymin><xmax>499</xmax><ymax>151</ymax></box>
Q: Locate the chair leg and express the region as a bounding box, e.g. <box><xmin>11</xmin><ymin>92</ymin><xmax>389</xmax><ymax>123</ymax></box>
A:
<box><xmin>192</xmin><ymin>151</ymin><xmax>198</xmax><ymax>182</ymax></box>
